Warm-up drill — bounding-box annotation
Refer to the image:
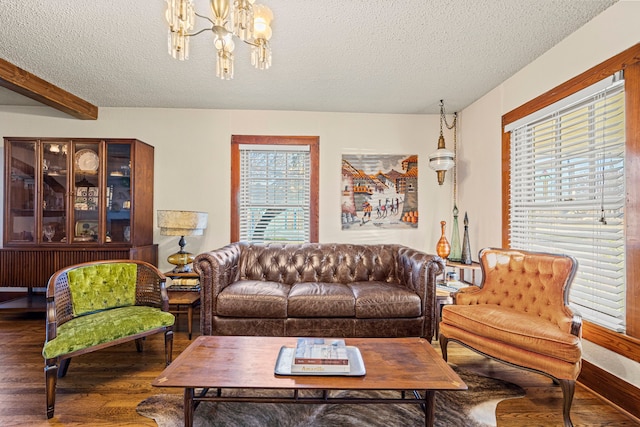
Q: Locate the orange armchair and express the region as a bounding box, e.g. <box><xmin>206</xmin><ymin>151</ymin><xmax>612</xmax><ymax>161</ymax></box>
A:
<box><xmin>439</xmin><ymin>247</ymin><xmax>581</xmax><ymax>427</ymax></box>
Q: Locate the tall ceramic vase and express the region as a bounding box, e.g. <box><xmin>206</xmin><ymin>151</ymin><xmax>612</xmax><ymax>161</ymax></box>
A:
<box><xmin>436</xmin><ymin>220</ymin><xmax>451</xmax><ymax>259</ymax></box>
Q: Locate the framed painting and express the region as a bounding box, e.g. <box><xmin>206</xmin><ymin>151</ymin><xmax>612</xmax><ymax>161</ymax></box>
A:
<box><xmin>341</xmin><ymin>154</ymin><xmax>418</xmax><ymax>230</ymax></box>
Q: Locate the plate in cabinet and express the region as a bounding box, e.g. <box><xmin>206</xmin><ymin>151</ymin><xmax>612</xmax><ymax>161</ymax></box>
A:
<box><xmin>75</xmin><ymin>220</ymin><xmax>98</xmax><ymax>237</ymax></box>
<box><xmin>75</xmin><ymin>149</ymin><xmax>99</xmax><ymax>172</ymax></box>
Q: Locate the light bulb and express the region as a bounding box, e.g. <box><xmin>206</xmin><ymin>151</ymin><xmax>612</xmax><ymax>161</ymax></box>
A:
<box><xmin>253</xmin><ymin>4</ymin><xmax>273</xmax><ymax>24</ymax></box>
<box><xmin>254</xmin><ymin>21</ymin><xmax>272</xmax><ymax>40</ymax></box>
<box><xmin>213</xmin><ymin>26</ymin><xmax>234</xmax><ymax>50</ymax></box>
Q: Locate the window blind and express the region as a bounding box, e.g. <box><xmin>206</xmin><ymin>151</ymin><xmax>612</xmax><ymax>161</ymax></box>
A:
<box><xmin>238</xmin><ymin>145</ymin><xmax>311</xmax><ymax>243</ymax></box>
<box><xmin>509</xmin><ymin>76</ymin><xmax>626</xmax><ymax>332</ymax></box>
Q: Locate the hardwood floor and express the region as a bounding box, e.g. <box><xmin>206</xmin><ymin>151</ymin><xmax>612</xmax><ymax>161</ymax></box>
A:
<box><xmin>0</xmin><ymin>308</ymin><xmax>637</xmax><ymax>426</ymax></box>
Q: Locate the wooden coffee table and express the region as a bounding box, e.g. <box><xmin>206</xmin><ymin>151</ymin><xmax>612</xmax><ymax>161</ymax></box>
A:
<box><xmin>152</xmin><ymin>336</ymin><xmax>466</xmax><ymax>427</ymax></box>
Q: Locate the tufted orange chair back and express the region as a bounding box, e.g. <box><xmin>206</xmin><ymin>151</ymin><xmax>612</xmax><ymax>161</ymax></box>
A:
<box><xmin>456</xmin><ymin>247</ymin><xmax>578</xmax><ymax>335</ymax></box>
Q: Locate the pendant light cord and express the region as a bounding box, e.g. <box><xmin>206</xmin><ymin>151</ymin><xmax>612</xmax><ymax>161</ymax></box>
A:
<box><xmin>439</xmin><ymin>100</ymin><xmax>458</xmax><ymax>203</ymax></box>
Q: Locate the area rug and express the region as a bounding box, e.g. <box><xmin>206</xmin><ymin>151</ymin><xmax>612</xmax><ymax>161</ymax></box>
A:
<box><xmin>137</xmin><ymin>366</ymin><xmax>524</xmax><ymax>427</ymax></box>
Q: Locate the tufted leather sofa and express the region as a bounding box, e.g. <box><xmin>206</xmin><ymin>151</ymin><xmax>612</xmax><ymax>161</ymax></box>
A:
<box><xmin>193</xmin><ymin>242</ymin><xmax>444</xmax><ymax>341</ymax></box>
<box><xmin>439</xmin><ymin>247</ymin><xmax>581</xmax><ymax>427</ymax></box>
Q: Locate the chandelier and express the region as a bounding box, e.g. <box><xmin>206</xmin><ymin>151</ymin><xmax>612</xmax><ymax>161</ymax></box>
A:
<box><xmin>165</xmin><ymin>0</ymin><xmax>274</xmax><ymax>80</ymax></box>
<box><xmin>428</xmin><ymin>100</ymin><xmax>457</xmax><ymax>185</ymax></box>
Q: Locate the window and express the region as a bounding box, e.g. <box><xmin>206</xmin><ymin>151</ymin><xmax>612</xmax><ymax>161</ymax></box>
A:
<box><xmin>231</xmin><ymin>135</ymin><xmax>319</xmax><ymax>243</ymax></box>
<box><xmin>506</xmin><ymin>75</ymin><xmax>626</xmax><ymax>331</ymax></box>
<box><xmin>502</xmin><ymin>44</ymin><xmax>640</xmax><ymax>359</ymax></box>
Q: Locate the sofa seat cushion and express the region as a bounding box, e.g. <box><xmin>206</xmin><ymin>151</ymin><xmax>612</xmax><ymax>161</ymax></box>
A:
<box><xmin>217</xmin><ymin>280</ymin><xmax>289</xmax><ymax>318</ymax></box>
<box><xmin>42</xmin><ymin>306</ymin><xmax>174</xmax><ymax>359</ymax></box>
<box><xmin>349</xmin><ymin>281</ymin><xmax>422</xmax><ymax>319</ymax></box>
<box><xmin>288</xmin><ymin>282</ymin><xmax>355</xmax><ymax>317</ymax></box>
<box><xmin>441</xmin><ymin>304</ymin><xmax>581</xmax><ymax>363</ymax></box>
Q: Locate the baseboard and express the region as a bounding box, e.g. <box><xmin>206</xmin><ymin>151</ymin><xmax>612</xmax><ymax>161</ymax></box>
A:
<box><xmin>579</xmin><ymin>360</ymin><xmax>640</xmax><ymax>421</ymax></box>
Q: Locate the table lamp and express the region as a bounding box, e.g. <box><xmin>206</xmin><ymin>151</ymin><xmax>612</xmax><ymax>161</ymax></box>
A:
<box><xmin>157</xmin><ymin>210</ymin><xmax>208</xmax><ymax>273</ymax></box>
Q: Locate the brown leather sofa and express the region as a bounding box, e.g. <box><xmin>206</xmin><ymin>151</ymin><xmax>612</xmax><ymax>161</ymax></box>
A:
<box><xmin>193</xmin><ymin>242</ymin><xmax>444</xmax><ymax>340</ymax></box>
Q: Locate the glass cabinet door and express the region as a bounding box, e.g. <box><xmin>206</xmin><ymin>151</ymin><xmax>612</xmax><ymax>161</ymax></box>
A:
<box><xmin>105</xmin><ymin>143</ymin><xmax>132</xmax><ymax>243</ymax></box>
<box><xmin>72</xmin><ymin>142</ymin><xmax>101</xmax><ymax>243</ymax></box>
<box><xmin>7</xmin><ymin>141</ymin><xmax>36</xmax><ymax>243</ymax></box>
<box><xmin>5</xmin><ymin>138</ymin><xmax>154</xmax><ymax>250</ymax></box>
<box><xmin>42</xmin><ymin>141</ymin><xmax>69</xmax><ymax>243</ymax></box>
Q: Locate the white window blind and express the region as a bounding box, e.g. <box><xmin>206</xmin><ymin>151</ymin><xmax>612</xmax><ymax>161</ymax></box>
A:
<box><xmin>509</xmin><ymin>75</ymin><xmax>626</xmax><ymax>332</ymax></box>
<box><xmin>239</xmin><ymin>145</ymin><xmax>311</xmax><ymax>243</ymax></box>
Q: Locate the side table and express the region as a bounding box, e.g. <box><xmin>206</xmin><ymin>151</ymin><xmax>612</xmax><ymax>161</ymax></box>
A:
<box><xmin>445</xmin><ymin>260</ymin><xmax>481</xmax><ymax>284</ymax></box>
<box><xmin>165</xmin><ymin>271</ymin><xmax>201</xmax><ymax>340</ymax></box>
<box><xmin>434</xmin><ymin>261</ymin><xmax>482</xmax><ymax>340</ymax></box>
<box><xmin>435</xmin><ymin>287</ymin><xmax>455</xmax><ymax>340</ymax></box>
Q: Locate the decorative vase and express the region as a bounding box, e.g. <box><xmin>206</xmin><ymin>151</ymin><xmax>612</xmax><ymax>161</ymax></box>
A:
<box><xmin>461</xmin><ymin>212</ymin><xmax>472</xmax><ymax>264</ymax></box>
<box><xmin>449</xmin><ymin>204</ymin><xmax>462</xmax><ymax>262</ymax></box>
<box><xmin>436</xmin><ymin>220</ymin><xmax>451</xmax><ymax>259</ymax></box>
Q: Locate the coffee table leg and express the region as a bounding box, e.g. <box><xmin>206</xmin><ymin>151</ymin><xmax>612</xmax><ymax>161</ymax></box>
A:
<box><xmin>184</xmin><ymin>387</ymin><xmax>194</xmax><ymax>427</ymax></box>
<box><xmin>424</xmin><ymin>390</ymin><xmax>435</xmax><ymax>427</ymax></box>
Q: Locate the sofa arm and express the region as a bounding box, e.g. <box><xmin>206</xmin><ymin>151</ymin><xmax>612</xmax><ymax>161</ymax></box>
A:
<box><xmin>396</xmin><ymin>247</ymin><xmax>445</xmax><ymax>340</ymax></box>
<box><xmin>193</xmin><ymin>242</ymin><xmax>243</xmax><ymax>335</ymax></box>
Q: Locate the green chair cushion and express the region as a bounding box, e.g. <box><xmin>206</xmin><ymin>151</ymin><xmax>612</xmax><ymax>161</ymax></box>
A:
<box><xmin>42</xmin><ymin>306</ymin><xmax>175</xmax><ymax>359</ymax></box>
<box><xmin>67</xmin><ymin>263</ymin><xmax>137</xmax><ymax>316</ymax></box>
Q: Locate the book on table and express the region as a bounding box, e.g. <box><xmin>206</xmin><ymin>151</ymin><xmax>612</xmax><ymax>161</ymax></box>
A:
<box><xmin>436</xmin><ymin>279</ymin><xmax>469</xmax><ymax>293</ymax></box>
<box><xmin>167</xmin><ymin>277</ymin><xmax>200</xmax><ymax>291</ymax></box>
<box><xmin>291</xmin><ymin>338</ymin><xmax>350</xmax><ymax>373</ymax></box>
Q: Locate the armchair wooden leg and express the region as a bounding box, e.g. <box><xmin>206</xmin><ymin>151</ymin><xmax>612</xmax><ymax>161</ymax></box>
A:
<box><xmin>165</xmin><ymin>327</ymin><xmax>174</xmax><ymax>366</ymax></box>
<box><xmin>45</xmin><ymin>360</ymin><xmax>58</xmax><ymax>419</ymax></box>
<box><xmin>58</xmin><ymin>358</ymin><xmax>71</xmax><ymax>378</ymax></box>
<box><xmin>558</xmin><ymin>379</ymin><xmax>576</xmax><ymax>427</ymax></box>
<box><xmin>439</xmin><ymin>335</ymin><xmax>449</xmax><ymax>361</ymax></box>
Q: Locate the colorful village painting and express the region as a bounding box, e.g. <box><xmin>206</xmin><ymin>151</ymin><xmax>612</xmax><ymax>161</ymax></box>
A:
<box><xmin>341</xmin><ymin>154</ymin><xmax>418</xmax><ymax>230</ymax></box>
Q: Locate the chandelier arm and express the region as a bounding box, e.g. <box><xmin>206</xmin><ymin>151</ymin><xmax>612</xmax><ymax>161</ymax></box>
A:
<box><xmin>186</xmin><ymin>27</ymin><xmax>214</xmax><ymax>38</ymax></box>
<box><xmin>242</xmin><ymin>39</ymin><xmax>259</xmax><ymax>47</ymax></box>
<box><xmin>194</xmin><ymin>11</ymin><xmax>215</xmax><ymax>25</ymax></box>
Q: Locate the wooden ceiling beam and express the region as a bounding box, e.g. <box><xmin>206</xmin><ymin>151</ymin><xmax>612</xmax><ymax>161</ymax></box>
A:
<box><xmin>0</xmin><ymin>58</ymin><xmax>98</xmax><ymax>120</ymax></box>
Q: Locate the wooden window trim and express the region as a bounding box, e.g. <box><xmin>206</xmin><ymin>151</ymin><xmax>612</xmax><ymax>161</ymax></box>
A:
<box><xmin>230</xmin><ymin>135</ymin><xmax>319</xmax><ymax>243</ymax></box>
<box><xmin>501</xmin><ymin>43</ymin><xmax>640</xmax><ymax>362</ymax></box>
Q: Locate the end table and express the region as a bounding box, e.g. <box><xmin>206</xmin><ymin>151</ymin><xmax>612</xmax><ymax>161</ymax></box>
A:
<box><xmin>164</xmin><ymin>271</ymin><xmax>200</xmax><ymax>340</ymax></box>
<box><xmin>435</xmin><ymin>287</ymin><xmax>455</xmax><ymax>339</ymax></box>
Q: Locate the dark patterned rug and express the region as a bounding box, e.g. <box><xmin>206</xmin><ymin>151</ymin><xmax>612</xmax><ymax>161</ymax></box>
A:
<box><xmin>137</xmin><ymin>366</ymin><xmax>524</xmax><ymax>427</ymax></box>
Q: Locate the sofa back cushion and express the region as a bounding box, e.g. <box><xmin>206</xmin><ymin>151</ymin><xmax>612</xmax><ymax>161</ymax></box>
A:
<box><xmin>239</xmin><ymin>243</ymin><xmax>400</xmax><ymax>285</ymax></box>
<box><xmin>67</xmin><ymin>263</ymin><xmax>137</xmax><ymax>316</ymax></box>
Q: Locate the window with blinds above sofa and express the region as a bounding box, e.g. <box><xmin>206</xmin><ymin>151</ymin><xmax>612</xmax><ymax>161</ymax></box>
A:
<box><xmin>231</xmin><ymin>135</ymin><xmax>319</xmax><ymax>243</ymax></box>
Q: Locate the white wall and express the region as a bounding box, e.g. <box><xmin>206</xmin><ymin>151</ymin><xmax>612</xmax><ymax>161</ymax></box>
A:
<box><xmin>460</xmin><ymin>0</ymin><xmax>640</xmax><ymax>385</ymax></box>
<box><xmin>0</xmin><ymin>106</ymin><xmax>456</xmax><ymax>272</ymax></box>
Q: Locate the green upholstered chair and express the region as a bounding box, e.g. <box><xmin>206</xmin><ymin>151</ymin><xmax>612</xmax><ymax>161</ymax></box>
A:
<box><xmin>43</xmin><ymin>260</ymin><xmax>175</xmax><ymax>419</ymax></box>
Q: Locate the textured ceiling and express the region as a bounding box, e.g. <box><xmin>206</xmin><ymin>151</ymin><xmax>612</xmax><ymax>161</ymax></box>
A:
<box><xmin>0</xmin><ymin>0</ymin><xmax>617</xmax><ymax>114</ymax></box>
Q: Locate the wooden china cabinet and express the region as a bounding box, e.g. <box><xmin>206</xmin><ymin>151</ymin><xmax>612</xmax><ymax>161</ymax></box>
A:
<box><xmin>1</xmin><ymin>137</ymin><xmax>157</xmax><ymax>310</ymax></box>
